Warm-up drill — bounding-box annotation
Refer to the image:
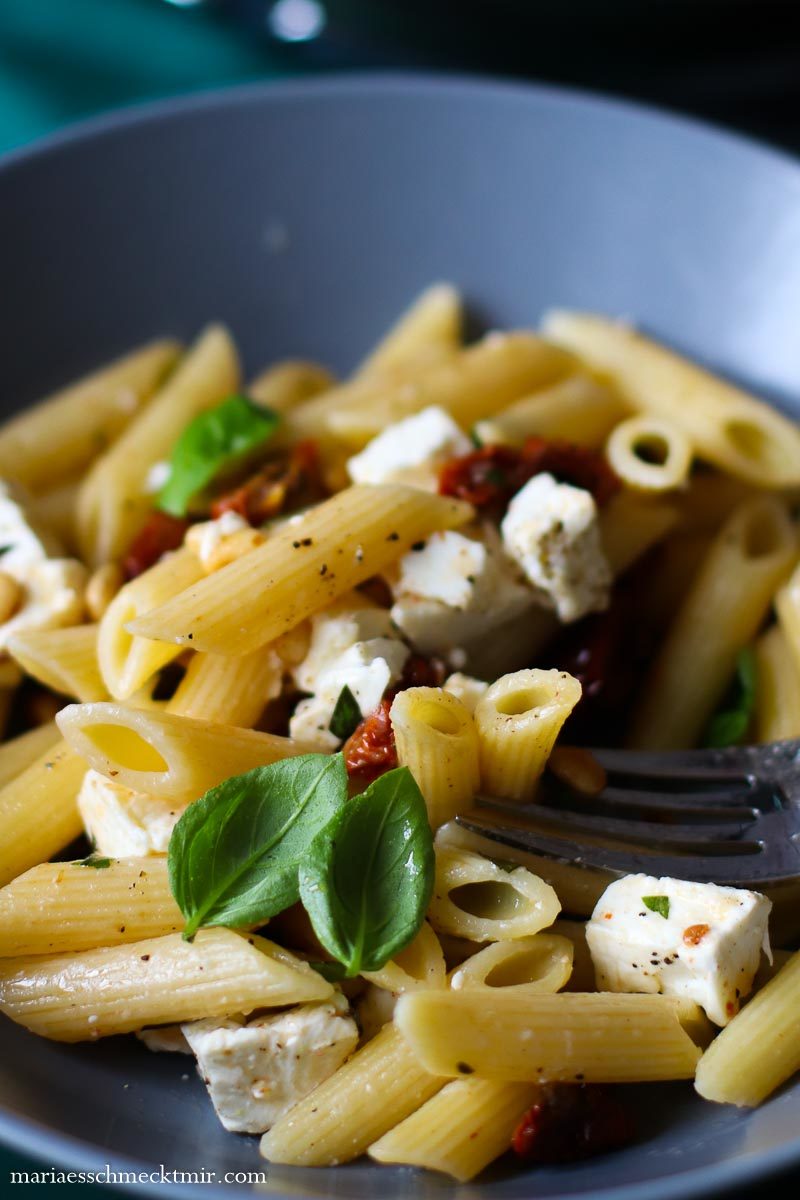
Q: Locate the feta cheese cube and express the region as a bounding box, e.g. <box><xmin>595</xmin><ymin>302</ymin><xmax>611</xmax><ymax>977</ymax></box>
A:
<box><xmin>443</xmin><ymin>672</ymin><xmax>489</xmax><ymax>713</ymax></box>
<box><xmin>182</xmin><ymin>997</ymin><xmax>358</xmax><ymax>1133</ymax></box>
<box><xmin>77</xmin><ymin>768</ymin><xmax>182</xmax><ymax>856</ymax></box>
<box><xmin>292</xmin><ymin>597</ymin><xmax>397</xmax><ymax>695</ymax></box>
<box><xmin>0</xmin><ymin>479</ymin><xmax>63</xmax><ymax>578</ymax></box>
<box><xmin>137</xmin><ymin>1025</ymin><xmax>192</xmax><ymax>1055</ymax></box>
<box><xmin>586</xmin><ymin>873</ymin><xmax>772</xmax><ymax>1026</ymax></box>
<box><xmin>501</xmin><ymin>473</ymin><xmax>611</xmax><ymax>622</ymax></box>
<box><xmin>346</xmin><ymin>406</ymin><xmax>470</xmax><ymax>490</ymax></box>
<box><xmin>395</xmin><ymin>531</ymin><xmax>493</xmax><ymax>610</ymax></box>
<box><xmin>0</xmin><ymin>558</ymin><xmax>87</xmax><ymax>651</ymax></box>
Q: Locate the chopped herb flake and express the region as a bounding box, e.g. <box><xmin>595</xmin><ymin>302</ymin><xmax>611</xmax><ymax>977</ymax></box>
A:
<box><xmin>328</xmin><ymin>684</ymin><xmax>362</xmax><ymax>742</ymax></box>
<box><xmin>642</xmin><ymin>895</ymin><xmax>670</xmax><ymax>919</ymax></box>
<box><xmin>78</xmin><ymin>855</ymin><xmax>113</xmax><ymax>869</ymax></box>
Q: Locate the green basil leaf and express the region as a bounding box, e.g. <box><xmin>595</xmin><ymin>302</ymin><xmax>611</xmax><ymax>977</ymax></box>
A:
<box><xmin>703</xmin><ymin>647</ymin><xmax>757</xmax><ymax>748</ymax></box>
<box><xmin>309</xmin><ymin>961</ymin><xmax>348</xmax><ymax>983</ymax></box>
<box><xmin>642</xmin><ymin>895</ymin><xmax>670</xmax><ymax>919</ymax></box>
<box><xmin>77</xmin><ymin>855</ymin><xmax>112</xmax><ymax>869</ymax></box>
<box><xmin>157</xmin><ymin>394</ymin><xmax>280</xmax><ymax>517</ymax></box>
<box><xmin>169</xmin><ymin>754</ymin><xmax>347</xmax><ymax>939</ymax></box>
<box><xmin>328</xmin><ymin>685</ymin><xmax>362</xmax><ymax>741</ymax></box>
<box><xmin>298</xmin><ymin>766</ymin><xmax>434</xmax><ymax>977</ymax></box>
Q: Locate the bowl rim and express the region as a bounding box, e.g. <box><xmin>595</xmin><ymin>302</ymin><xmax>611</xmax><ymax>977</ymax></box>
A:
<box><xmin>1</xmin><ymin>68</ymin><xmax>799</xmax><ymax>1199</ymax></box>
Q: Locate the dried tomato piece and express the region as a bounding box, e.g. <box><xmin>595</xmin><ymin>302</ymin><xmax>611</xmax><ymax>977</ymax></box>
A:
<box><xmin>521</xmin><ymin>437</ymin><xmax>621</xmax><ymax>506</ymax></box>
<box><xmin>512</xmin><ymin>1084</ymin><xmax>635</xmax><ymax>1164</ymax></box>
<box><xmin>344</xmin><ymin>697</ymin><xmax>398</xmax><ymax>782</ymax></box>
<box><xmin>211</xmin><ymin>440</ymin><xmax>325</xmax><ymax>526</ymax></box>
<box><xmin>438</xmin><ymin>438</ymin><xmax>619</xmax><ymax>510</ymax></box>
<box><xmin>400</xmin><ymin>653</ymin><xmax>448</xmax><ymax>690</ymax></box>
<box><xmin>123</xmin><ymin>511</ymin><xmax>189</xmax><ymax>580</ymax></box>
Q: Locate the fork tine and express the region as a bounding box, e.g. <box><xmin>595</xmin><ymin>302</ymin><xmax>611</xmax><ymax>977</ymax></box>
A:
<box><xmin>549</xmin><ymin>785</ymin><xmax>763</xmax><ymax>818</ymax></box>
<box><xmin>590</xmin><ymin>747</ymin><xmax>756</xmax><ymax>786</ymax></box>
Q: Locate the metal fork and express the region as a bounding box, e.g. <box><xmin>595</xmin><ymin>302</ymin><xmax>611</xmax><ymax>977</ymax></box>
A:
<box><xmin>456</xmin><ymin>740</ymin><xmax>800</xmax><ymax>886</ymax></box>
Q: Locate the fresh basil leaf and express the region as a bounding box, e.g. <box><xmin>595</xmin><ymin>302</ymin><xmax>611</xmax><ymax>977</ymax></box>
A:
<box><xmin>298</xmin><ymin>766</ymin><xmax>434</xmax><ymax>977</ymax></box>
<box><xmin>328</xmin><ymin>685</ymin><xmax>362</xmax><ymax>741</ymax></box>
<box><xmin>169</xmin><ymin>754</ymin><xmax>347</xmax><ymax>939</ymax></box>
<box><xmin>77</xmin><ymin>855</ymin><xmax>112</xmax><ymax>869</ymax></box>
<box><xmin>157</xmin><ymin>394</ymin><xmax>280</xmax><ymax>517</ymax></box>
<box><xmin>309</xmin><ymin>961</ymin><xmax>348</xmax><ymax>983</ymax></box>
<box><xmin>703</xmin><ymin>647</ymin><xmax>757</xmax><ymax>748</ymax></box>
<box><xmin>642</xmin><ymin>895</ymin><xmax>670</xmax><ymax>919</ymax></box>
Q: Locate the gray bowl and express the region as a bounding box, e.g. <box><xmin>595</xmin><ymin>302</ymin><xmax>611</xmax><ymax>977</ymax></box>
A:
<box><xmin>1</xmin><ymin>74</ymin><xmax>800</xmax><ymax>1200</ymax></box>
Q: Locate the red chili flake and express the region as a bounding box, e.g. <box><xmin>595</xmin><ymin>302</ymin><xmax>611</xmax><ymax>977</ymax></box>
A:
<box><xmin>438</xmin><ymin>437</ymin><xmax>620</xmax><ymax>510</ymax></box>
<box><xmin>211</xmin><ymin>440</ymin><xmax>325</xmax><ymax>526</ymax></box>
<box><xmin>683</xmin><ymin>923</ymin><xmax>710</xmax><ymax>947</ymax></box>
<box><xmin>123</xmin><ymin>510</ymin><xmax>189</xmax><ymax>579</ymax></box>
<box><xmin>512</xmin><ymin>1084</ymin><xmax>635</xmax><ymax>1164</ymax></box>
<box><xmin>343</xmin><ymin>697</ymin><xmax>398</xmax><ymax>782</ymax></box>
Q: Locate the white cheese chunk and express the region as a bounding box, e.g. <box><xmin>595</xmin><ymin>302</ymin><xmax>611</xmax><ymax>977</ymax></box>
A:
<box><xmin>77</xmin><ymin>768</ymin><xmax>183</xmax><ymax>857</ymax></box>
<box><xmin>0</xmin><ymin>558</ymin><xmax>87</xmax><ymax>651</ymax></box>
<box><xmin>586</xmin><ymin>873</ymin><xmax>771</xmax><ymax>1026</ymax></box>
<box><xmin>137</xmin><ymin>1025</ymin><xmax>192</xmax><ymax>1054</ymax></box>
<box><xmin>395</xmin><ymin>531</ymin><xmax>494</xmax><ymax>610</ymax></box>
<box><xmin>0</xmin><ymin>479</ymin><xmax>63</xmax><ymax>578</ymax></box>
<box><xmin>346</xmin><ymin>405</ymin><xmax>471</xmax><ymax>490</ymax></box>
<box><xmin>182</xmin><ymin>997</ymin><xmax>358</xmax><ymax>1133</ymax></box>
<box><xmin>501</xmin><ymin>473</ymin><xmax>611</xmax><ymax>622</ymax></box>
<box><xmin>292</xmin><ymin>596</ymin><xmax>397</xmax><ymax>695</ymax></box>
<box><xmin>185</xmin><ymin>511</ymin><xmax>250</xmax><ymax>571</ymax></box>
<box><xmin>443</xmin><ymin>672</ymin><xmax>489</xmax><ymax>714</ymax></box>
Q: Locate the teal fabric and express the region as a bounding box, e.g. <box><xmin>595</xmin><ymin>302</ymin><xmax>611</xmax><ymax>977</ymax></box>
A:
<box><xmin>0</xmin><ymin>0</ymin><xmax>298</xmax><ymax>1188</ymax></box>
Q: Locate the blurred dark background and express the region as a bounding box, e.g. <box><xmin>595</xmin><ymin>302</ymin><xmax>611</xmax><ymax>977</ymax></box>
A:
<box><xmin>2</xmin><ymin>0</ymin><xmax>800</xmax><ymax>155</ymax></box>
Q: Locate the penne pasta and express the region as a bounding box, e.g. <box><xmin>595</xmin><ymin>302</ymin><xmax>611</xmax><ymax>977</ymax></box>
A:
<box><xmin>356</xmin><ymin>283</ymin><xmax>463</xmax><ymax>378</ymax></box>
<box><xmin>753</xmin><ymin>624</ymin><xmax>800</xmax><ymax>742</ymax></box>
<box><xmin>0</xmin><ymin>929</ymin><xmax>331</xmax><ymax>1042</ymax></box>
<box><xmin>427</xmin><ymin>847</ymin><xmax>561</xmax><ymax>942</ymax></box>
<box><xmin>605</xmin><ymin>415</ymin><xmax>693</xmax><ymax>493</ymax></box>
<box><xmin>8</xmin><ymin>624</ymin><xmax>107</xmax><ymax>702</ymax></box>
<box><xmin>395</xmin><ymin>990</ymin><xmax>703</xmax><ymax>1082</ymax></box>
<box><xmin>128</xmin><ymin>485</ymin><xmax>472</xmax><ymax>655</ymax></box>
<box><xmin>0</xmin><ymin>741</ymin><xmax>86</xmax><ymax>887</ymax></box>
<box><xmin>247</xmin><ymin>360</ymin><xmax>335</xmax><ymax>413</ymax></box>
<box><xmin>474</xmin><ymin>373</ymin><xmax>628</xmax><ymax>449</ymax></box>
<box><xmin>449</xmin><ymin>933</ymin><xmax>574</xmax><ymax>996</ymax></box>
<box><xmin>599</xmin><ymin>490</ymin><xmax>680</xmax><ymax>577</ymax></box>
<box><xmin>0</xmin><ymin>340</ymin><xmax>181</xmax><ymax>491</ymax></box>
<box><xmin>57</xmin><ymin>702</ymin><xmax>303</xmax><ymax>801</ymax></box>
<box><xmin>0</xmin><ymin>857</ymin><xmax>183</xmax><ymax>956</ymax></box>
<box><xmin>167</xmin><ymin>645</ymin><xmax>283</xmax><ymax>726</ymax></box>
<box><xmin>33</xmin><ymin>479</ymin><xmax>80</xmax><ymax>552</ymax></box>
<box><xmin>390</xmin><ymin>687</ymin><xmax>480</xmax><ymax>829</ymax></box>
<box><xmin>362</xmin><ymin>921</ymin><xmax>447</xmax><ymax>993</ymax></box>
<box><xmin>0</xmin><ymin>721</ymin><xmax>61</xmax><ymax>789</ymax></box>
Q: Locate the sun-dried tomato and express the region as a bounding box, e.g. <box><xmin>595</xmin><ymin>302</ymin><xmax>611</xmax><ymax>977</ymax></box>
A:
<box><xmin>512</xmin><ymin>1084</ymin><xmax>635</xmax><ymax>1164</ymax></box>
<box><xmin>123</xmin><ymin>511</ymin><xmax>189</xmax><ymax>580</ymax></box>
<box><xmin>400</xmin><ymin>653</ymin><xmax>448</xmax><ymax>690</ymax></box>
<box><xmin>211</xmin><ymin>440</ymin><xmax>325</xmax><ymax>526</ymax></box>
<box><xmin>343</xmin><ymin>697</ymin><xmax>398</xmax><ymax>782</ymax></box>
<box><xmin>438</xmin><ymin>437</ymin><xmax>620</xmax><ymax>510</ymax></box>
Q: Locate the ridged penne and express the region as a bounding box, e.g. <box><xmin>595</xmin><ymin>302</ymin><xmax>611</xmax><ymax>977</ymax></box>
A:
<box><xmin>449</xmin><ymin>934</ymin><xmax>573</xmax><ymax>996</ymax></box>
<box><xmin>362</xmin><ymin>921</ymin><xmax>446</xmax><ymax>993</ymax></box>
<box><xmin>0</xmin><ymin>929</ymin><xmax>331</xmax><ymax>1042</ymax></box>
<box><xmin>8</xmin><ymin>624</ymin><xmax>106</xmax><ymax>702</ymax></box>
<box><xmin>753</xmin><ymin>625</ymin><xmax>800</xmax><ymax>741</ymax></box>
<box><xmin>599</xmin><ymin>490</ymin><xmax>680</xmax><ymax>577</ymax></box>
<box><xmin>167</xmin><ymin>645</ymin><xmax>283</xmax><ymax>726</ymax></box>
<box><xmin>0</xmin><ymin>339</ymin><xmax>181</xmax><ymax>491</ymax></box>
<box><xmin>605</xmin><ymin>415</ymin><xmax>693</xmax><ymax>493</ymax></box>
<box><xmin>77</xmin><ymin>325</ymin><xmax>239</xmax><ymax>566</ymax></box>
<box><xmin>0</xmin><ymin>857</ymin><xmax>183</xmax><ymax>955</ymax></box>
<box><xmin>128</xmin><ymin>485</ymin><xmax>472</xmax><ymax>655</ymax></box>
<box><xmin>57</xmin><ymin>702</ymin><xmax>303</xmax><ymax>800</ymax></box>
<box><xmin>0</xmin><ymin>741</ymin><xmax>86</xmax><ymax>887</ymax></box>
<box><xmin>356</xmin><ymin>283</ymin><xmax>462</xmax><ymax>378</ymax></box>
<box><xmin>395</xmin><ymin>990</ymin><xmax>703</xmax><ymax>1082</ymax></box>
<box><xmin>474</xmin><ymin>669</ymin><xmax>582</xmax><ymax>802</ymax></box>
<box><xmin>427</xmin><ymin>847</ymin><xmax>560</xmax><ymax>942</ymax></box>
<box><xmin>390</xmin><ymin>688</ymin><xmax>480</xmax><ymax>829</ymax></box>
<box><xmin>474</xmin><ymin>373</ymin><xmax>628</xmax><ymax>449</ymax></box>
<box><xmin>247</xmin><ymin>360</ymin><xmax>335</xmax><ymax>412</ymax></box>
<box><xmin>260</xmin><ymin>1022</ymin><xmax>444</xmax><ymax>1166</ymax></box>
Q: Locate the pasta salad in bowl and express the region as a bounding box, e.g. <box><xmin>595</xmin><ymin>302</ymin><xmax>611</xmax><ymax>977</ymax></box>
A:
<box><xmin>0</xmin><ymin>284</ymin><xmax>799</xmax><ymax>1182</ymax></box>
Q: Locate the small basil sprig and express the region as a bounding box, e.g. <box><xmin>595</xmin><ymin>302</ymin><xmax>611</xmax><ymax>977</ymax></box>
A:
<box><xmin>703</xmin><ymin>647</ymin><xmax>757</xmax><ymax>749</ymax></box>
<box><xmin>157</xmin><ymin>394</ymin><xmax>280</xmax><ymax>517</ymax></box>
<box><xmin>299</xmin><ymin>767</ymin><xmax>434</xmax><ymax>977</ymax></box>
<box><xmin>169</xmin><ymin>755</ymin><xmax>346</xmax><ymax>939</ymax></box>
<box><xmin>328</xmin><ymin>685</ymin><xmax>362</xmax><ymax>741</ymax></box>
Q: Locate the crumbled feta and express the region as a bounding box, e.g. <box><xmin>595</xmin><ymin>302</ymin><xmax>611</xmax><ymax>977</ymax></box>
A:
<box><xmin>182</xmin><ymin>997</ymin><xmax>358</xmax><ymax>1133</ymax></box>
<box><xmin>586</xmin><ymin>874</ymin><xmax>772</xmax><ymax>1026</ymax></box>
<box><xmin>395</xmin><ymin>531</ymin><xmax>494</xmax><ymax>610</ymax></box>
<box><xmin>443</xmin><ymin>672</ymin><xmax>489</xmax><ymax>714</ymax></box>
<box><xmin>346</xmin><ymin>406</ymin><xmax>471</xmax><ymax>490</ymax></box>
<box><xmin>77</xmin><ymin>768</ymin><xmax>182</xmax><ymax>856</ymax></box>
<box><xmin>0</xmin><ymin>479</ymin><xmax>62</xmax><ymax>577</ymax></box>
<box><xmin>185</xmin><ymin>511</ymin><xmax>250</xmax><ymax>570</ymax></box>
<box><xmin>292</xmin><ymin>597</ymin><xmax>397</xmax><ymax>695</ymax></box>
<box><xmin>0</xmin><ymin>558</ymin><xmax>87</xmax><ymax>650</ymax></box>
<box><xmin>501</xmin><ymin>473</ymin><xmax>611</xmax><ymax>622</ymax></box>
<box><xmin>137</xmin><ymin>1026</ymin><xmax>192</xmax><ymax>1054</ymax></box>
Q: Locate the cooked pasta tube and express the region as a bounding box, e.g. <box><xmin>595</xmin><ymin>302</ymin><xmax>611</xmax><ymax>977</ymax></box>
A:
<box><xmin>474</xmin><ymin>669</ymin><xmax>582</xmax><ymax>802</ymax></box>
<box><xmin>695</xmin><ymin>950</ymin><xmax>800</xmax><ymax>1106</ymax></box>
<box><xmin>0</xmin><ymin>857</ymin><xmax>183</xmax><ymax>956</ymax></box>
<box><xmin>77</xmin><ymin>325</ymin><xmax>239</xmax><ymax>566</ymax></box>
<box><xmin>427</xmin><ymin>847</ymin><xmax>560</xmax><ymax>942</ymax></box>
<box><xmin>8</xmin><ymin>624</ymin><xmax>106</xmax><ymax>702</ymax></box>
<box><xmin>362</xmin><ymin>922</ymin><xmax>446</xmax><ymax>993</ymax></box>
<box><xmin>0</xmin><ymin>339</ymin><xmax>181</xmax><ymax>491</ymax></box>
<box><xmin>753</xmin><ymin>625</ymin><xmax>800</xmax><ymax>741</ymax></box>
<box><xmin>390</xmin><ymin>688</ymin><xmax>480</xmax><ymax>829</ymax></box>
<box><xmin>605</xmin><ymin>415</ymin><xmax>693</xmax><ymax>492</ymax></box>
<box><xmin>57</xmin><ymin>702</ymin><xmax>303</xmax><ymax>801</ymax></box>
<box><xmin>542</xmin><ymin>311</ymin><xmax>800</xmax><ymax>488</ymax></box>
<box><xmin>167</xmin><ymin>646</ymin><xmax>283</xmax><ymax>726</ymax></box>
<box><xmin>247</xmin><ymin>359</ymin><xmax>335</xmax><ymax>412</ymax></box>
<box><xmin>0</xmin><ymin>929</ymin><xmax>331</xmax><ymax>1042</ymax></box>
<box><xmin>357</xmin><ymin>283</ymin><xmax>462</xmax><ymax>377</ymax></box>
<box><xmin>775</xmin><ymin>560</ymin><xmax>800</xmax><ymax>677</ymax></box>
<box><xmin>677</xmin><ymin>472</ymin><xmax>756</xmax><ymax>534</ymax></box>
<box><xmin>369</xmin><ymin>1078</ymin><xmax>539</xmax><ymax>1181</ymax></box>
<box><xmin>473</xmin><ymin>374</ymin><xmax>628</xmax><ymax>449</ymax></box>
<box><xmin>260</xmin><ymin>1022</ymin><xmax>445</xmax><ymax>1166</ymax></box>
<box><xmin>291</xmin><ymin>333</ymin><xmax>574</xmax><ymax>447</ymax></box>
<box><xmin>0</xmin><ymin>741</ymin><xmax>86</xmax><ymax>887</ymax></box>
<box><xmin>98</xmin><ymin>548</ymin><xmax>205</xmax><ymax>700</ymax></box>
<box><xmin>0</xmin><ymin>721</ymin><xmax>61</xmax><ymax>789</ymax></box>
<box><xmin>395</xmin><ymin>991</ymin><xmax>703</xmax><ymax>1082</ymax></box>
<box><xmin>640</xmin><ymin>533</ymin><xmax>711</xmax><ymax>632</ymax></box>
<box><xmin>630</xmin><ymin>496</ymin><xmax>797</xmax><ymax>749</ymax></box>
<box><xmin>128</xmin><ymin>485</ymin><xmax>472</xmax><ymax>655</ymax></box>
<box><xmin>33</xmin><ymin>479</ymin><xmax>80</xmax><ymax>551</ymax></box>
<box><xmin>449</xmin><ymin>934</ymin><xmax>573</xmax><ymax>996</ymax></box>
<box><xmin>599</xmin><ymin>491</ymin><xmax>680</xmax><ymax>577</ymax></box>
